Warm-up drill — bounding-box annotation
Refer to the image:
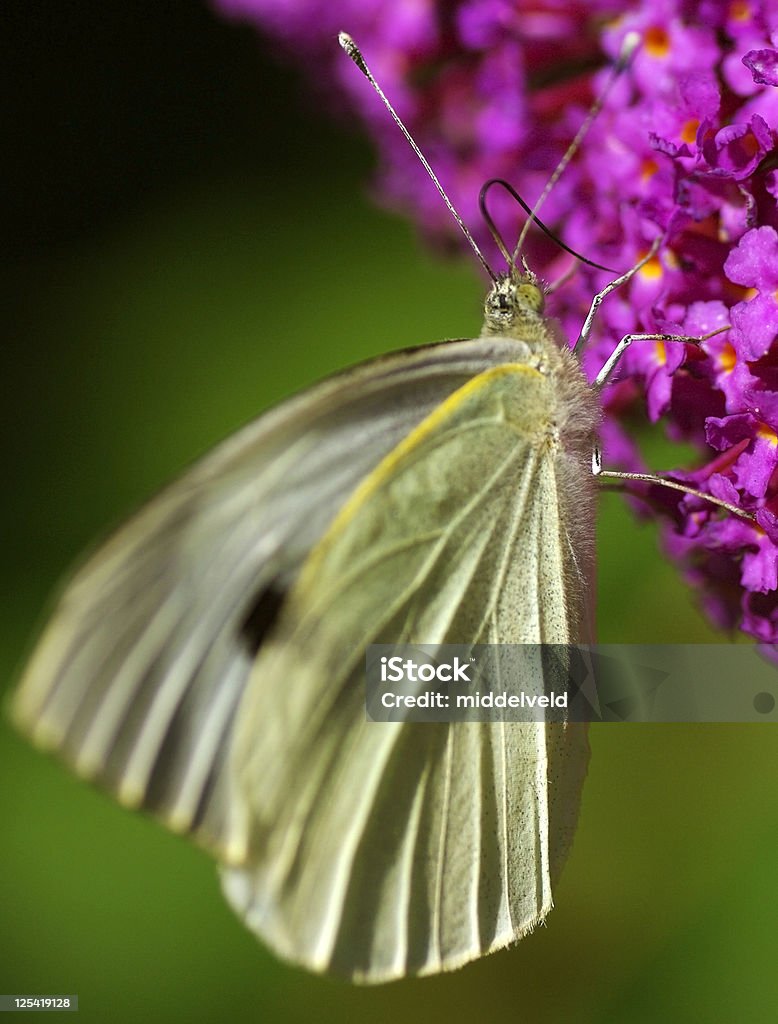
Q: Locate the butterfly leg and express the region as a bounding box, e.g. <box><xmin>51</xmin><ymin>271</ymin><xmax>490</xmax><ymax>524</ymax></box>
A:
<box><xmin>591</xmin><ymin>447</ymin><xmax>754</xmax><ymax>519</ymax></box>
<box><xmin>574</xmin><ymin>238</ymin><xmax>662</xmax><ymax>354</ymax></box>
<box><xmin>592</xmin><ymin>327</ymin><xmax>728</xmax><ymax>388</ymax></box>
<box><xmin>589</xmin><ymin>320</ymin><xmax>749</xmax><ymax>516</ymax></box>
<box><xmin>578</xmin><ymin>240</ymin><xmax>741</xmax><ymax>515</ymax></box>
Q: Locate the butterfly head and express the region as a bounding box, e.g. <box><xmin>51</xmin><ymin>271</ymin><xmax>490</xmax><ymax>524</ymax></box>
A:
<box><xmin>482</xmin><ymin>269</ymin><xmax>546</xmax><ymax>336</ymax></box>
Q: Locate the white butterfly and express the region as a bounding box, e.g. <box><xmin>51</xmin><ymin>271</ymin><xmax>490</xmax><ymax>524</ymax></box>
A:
<box><xmin>12</xmin><ymin>31</ymin><xmax>742</xmax><ymax>983</ymax></box>
<box><xmin>13</xmin><ymin>315</ymin><xmax>593</xmax><ymax>980</ymax></box>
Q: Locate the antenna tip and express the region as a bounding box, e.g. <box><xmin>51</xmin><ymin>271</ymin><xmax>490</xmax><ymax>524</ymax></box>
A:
<box><xmin>619</xmin><ymin>31</ymin><xmax>642</xmax><ymax>64</ymax></box>
<box><xmin>338</xmin><ymin>31</ymin><xmax>369</xmax><ymax>76</ymax></box>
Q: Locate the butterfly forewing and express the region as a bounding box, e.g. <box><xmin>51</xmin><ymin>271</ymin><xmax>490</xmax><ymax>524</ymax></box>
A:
<box><xmin>12</xmin><ymin>339</ymin><xmax>537</xmax><ymax>856</ymax></box>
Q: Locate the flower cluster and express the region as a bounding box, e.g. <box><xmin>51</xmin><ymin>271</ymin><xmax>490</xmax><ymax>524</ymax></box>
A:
<box><xmin>215</xmin><ymin>0</ymin><xmax>778</xmax><ymax>644</ymax></box>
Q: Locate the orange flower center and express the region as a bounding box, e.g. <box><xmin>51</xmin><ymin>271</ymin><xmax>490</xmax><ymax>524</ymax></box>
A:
<box><xmin>718</xmin><ymin>342</ymin><xmax>737</xmax><ymax>373</ymax></box>
<box><xmin>757</xmin><ymin>425</ymin><xmax>778</xmax><ymax>447</ymax></box>
<box><xmin>639</xmin><ymin>254</ymin><xmax>663</xmax><ymax>280</ymax></box>
<box><xmin>645</xmin><ymin>26</ymin><xmax>671</xmax><ymax>57</ymax></box>
<box><xmin>729</xmin><ymin>1</ymin><xmax>751</xmax><ymax>21</ymax></box>
<box><xmin>641</xmin><ymin>158</ymin><xmax>659</xmax><ymax>181</ymax></box>
<box><xmin>681</xmin><ymin>119</ymin><xmax>700</xmax><ymax>144</ymax></box>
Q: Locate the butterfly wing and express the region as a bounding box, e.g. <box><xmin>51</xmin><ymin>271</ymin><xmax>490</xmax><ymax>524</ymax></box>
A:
<box><xmin>222</xmin><ymin>361</ymin><xmax>595</xmax><ymax>981</ymax></box>
<box><xmin>12</xmin><ymin>338</ymin><xmax>536</xmax><ymax>856</ymax></box>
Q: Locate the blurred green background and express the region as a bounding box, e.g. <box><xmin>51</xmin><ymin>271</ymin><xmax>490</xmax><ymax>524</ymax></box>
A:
<box><xmin>2</xmin><ymin>4</ymin><xmax>777</xmax><ymax>1022</ymax></box>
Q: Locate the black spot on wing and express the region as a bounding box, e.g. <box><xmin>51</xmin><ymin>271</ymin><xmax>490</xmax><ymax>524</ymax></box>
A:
<box><xmin>239</xmin><ymin>581</ymin><xmax>288</xmax><ymax>655</ymax></box>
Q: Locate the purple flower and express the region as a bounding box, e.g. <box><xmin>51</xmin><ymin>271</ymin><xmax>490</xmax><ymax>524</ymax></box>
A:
<box><xmin>706</xmin><ymin>413</ymin><xmax>778</xmax><ymax>499</ymax></box>
<box><xmin>702</xmin><ymin>115</ymin><xmax>774</xmax><ymax>179</ymax></box>
<box><xmin>213</xmin><ymin>0</ymin><xmax>778</xmax><ymax>643</ymax></box>
<box><xmin>743</xmin><ymin>48</ymin><xmax>778</xmax><ymax>87</ymax></box>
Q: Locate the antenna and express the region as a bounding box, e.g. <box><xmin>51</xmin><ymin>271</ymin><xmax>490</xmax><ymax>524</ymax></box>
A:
<box><xmin>338</xmin><ymin>32</ymin><xmax>497</xmax><ymax>282</ymax></box>
<box><xmin>512</xmin><ymin>31</ymin><xmax>641</xmax><ymax>263</ymax></box>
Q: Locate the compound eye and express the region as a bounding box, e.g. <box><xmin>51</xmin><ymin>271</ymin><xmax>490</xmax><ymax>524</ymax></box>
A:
<box><xmin>517</xmin><ymin>282</ymin><xmax>544</xmax><ymax>312</ymax></box>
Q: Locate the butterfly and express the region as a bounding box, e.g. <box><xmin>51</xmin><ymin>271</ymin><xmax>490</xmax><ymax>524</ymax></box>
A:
<box><xmin>11</xmin><ymin>30</ymin><xmax>741</xmax><ymax>983</ymax></box>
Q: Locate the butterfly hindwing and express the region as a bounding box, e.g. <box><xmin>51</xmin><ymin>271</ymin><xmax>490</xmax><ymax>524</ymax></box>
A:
<box><xmin>222</xmin><ymin>361</ymin><xmax>594</xmax><ymax>980</ymax></box>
